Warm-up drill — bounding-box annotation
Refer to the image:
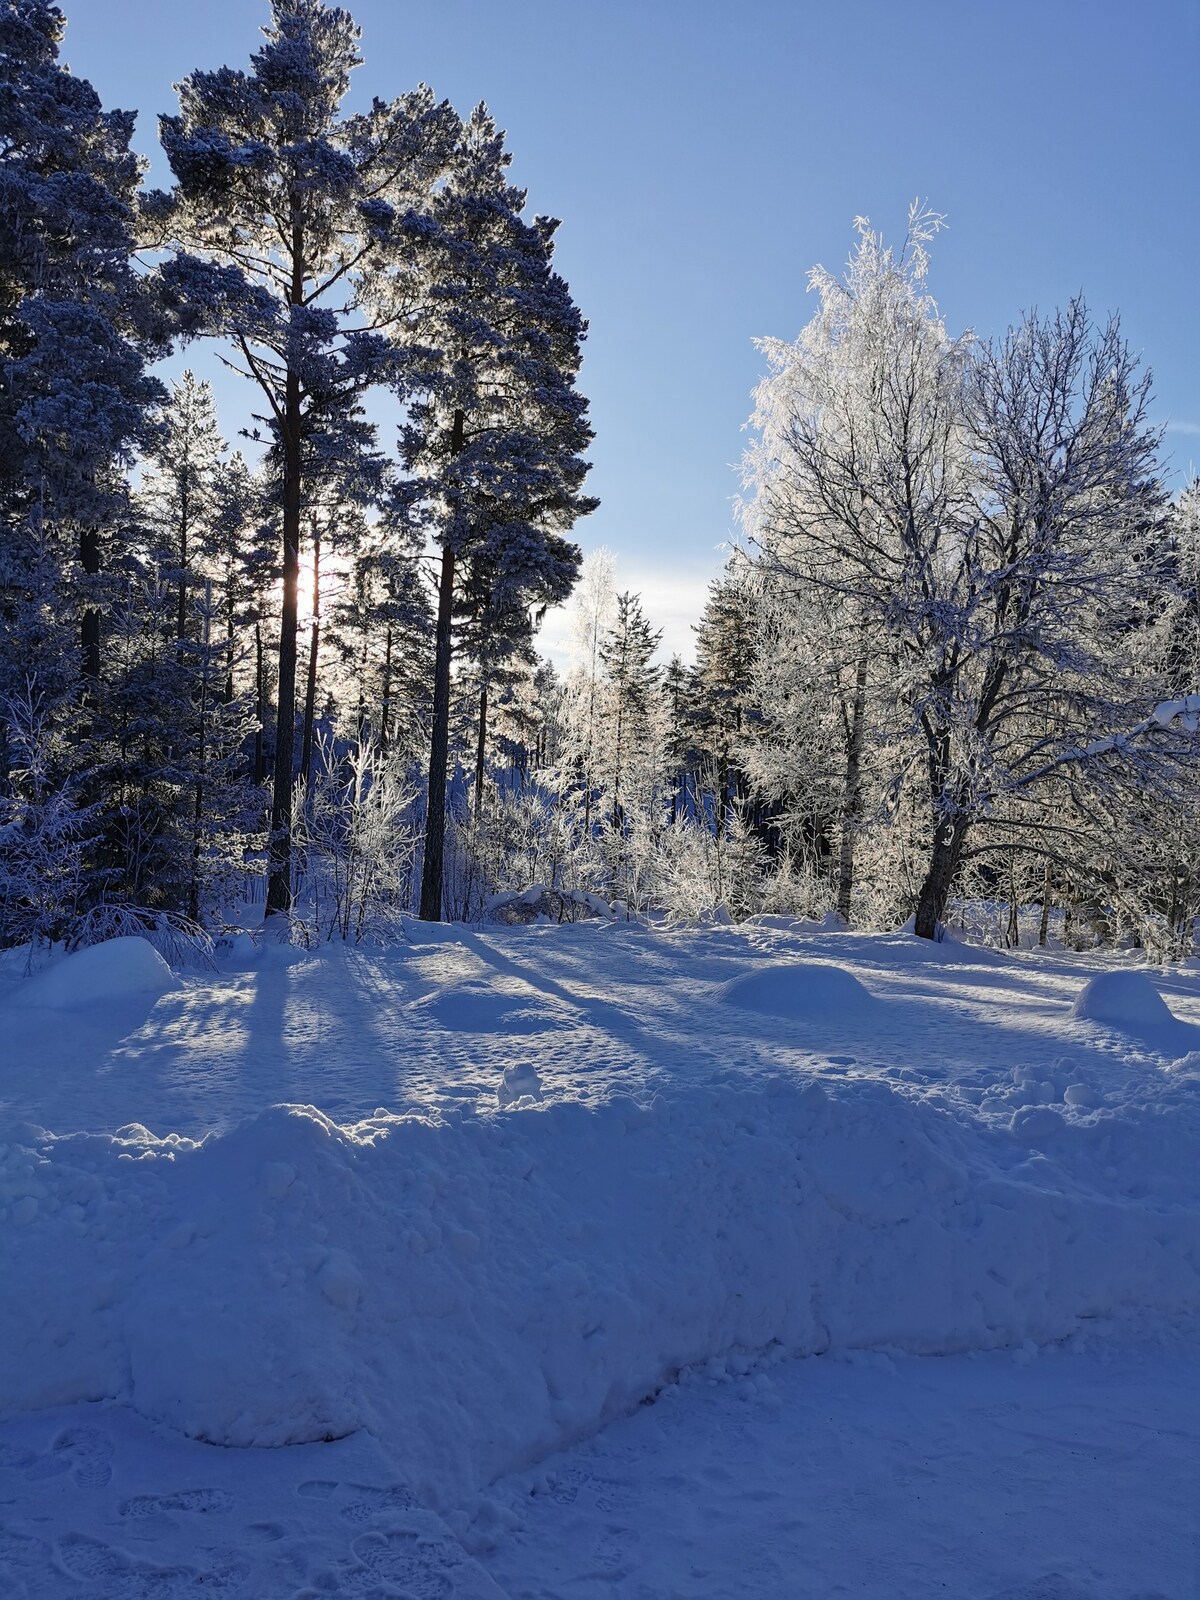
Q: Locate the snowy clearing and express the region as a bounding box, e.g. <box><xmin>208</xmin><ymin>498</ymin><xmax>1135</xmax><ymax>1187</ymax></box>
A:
<box><xmin>1</xmin><ymin>920</ymin><xmax>1198</xmax><ymax>1597</ymax></box>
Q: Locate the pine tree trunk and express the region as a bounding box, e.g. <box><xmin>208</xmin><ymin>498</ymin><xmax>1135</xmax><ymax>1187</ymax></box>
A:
<box><xmin>187</xmin><ymin>585</ymin><xmax>211</xmax><ymax>926</ymax></box>
<box><xmin>265</xmin><ymin>368</ymin><xmax>302</xmax><ymax>920</ymax></box>
<box><xmin>474</xmin><ymin>678</ymin><xmax>488</xmax><ymax>823</ymax></box>
<box><xmin>300</xmin><ymin>525</ymin><xmax>321</xmax><ymax>790</ymax></box>
<box><xmin>254</xmin><ymin>620</ymin><xmax>265</xmax><ymax>787</ymax></box>
<box><xmin>419</xmin><ymin>409</ymin><xmax>465</xmax><ymax>921</ymax></box>
<box><xmin>420</xmin><ymin>540</ymin><xmax>457</xmax><ymax>920</ymax></box>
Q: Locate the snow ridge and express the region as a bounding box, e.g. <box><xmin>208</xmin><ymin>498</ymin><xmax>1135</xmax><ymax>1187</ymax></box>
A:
<box><xmin>4</xmin><ymin>1064</ymin><xmax>1198</xmax><ymax>1512</ymax></box>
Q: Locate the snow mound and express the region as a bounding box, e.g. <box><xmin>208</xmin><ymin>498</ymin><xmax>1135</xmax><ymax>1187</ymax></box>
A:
<box><xmin>717</xmin><ymin>961</ymin><xmax>876</xmax><ymax>1022</ymax></box>
<box><xmin>4</xmin><ymin>936</ymin><xmax>181</xmax><ymax>1011</ymax></box>
<box><xmin>1072</xmin><ymin>971</ymin><xmax>1175</xmax><ymax>1030</ymax></box>
<box><xmin>4</xmin><ymin>1076</ymin><xmax>1199</xmax><ymax>1513</ymax></box>
<box><xmin>411</xmin><ymin>982</ymin><xmax>574</xmax><ymax>1035</ymax></box>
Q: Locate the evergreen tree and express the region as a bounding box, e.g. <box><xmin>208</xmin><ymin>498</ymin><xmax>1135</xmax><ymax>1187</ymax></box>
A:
<box><xmin>599</xmin><ymin>591</ymin><xmax>661</xmax><ymax>832</ymax></box>
<box><xmin>690</xmin><ymin>565</ymin><xmax>759</xmax><ymax>835</ymax></box>
<box><xmin>0</xmin><ymin>0</ymin><xmax>162</xmax><ymax>791</ymax></box>
<box><xmin>149</xmin><ymin>0</ymin><xmax>457</xmax><ymax>919</ymax></box>
<box><xmin>400</xmin><ymin>105</ymin><xmax>595</xmax><ymax>920</ymax></box>
<box><xmin>137</xmin><ymin>371</ymin><xmax>225</xmax><ymax>644</ymax></box>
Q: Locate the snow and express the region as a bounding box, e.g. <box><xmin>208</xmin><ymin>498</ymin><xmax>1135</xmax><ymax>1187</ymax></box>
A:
<box><xmin>716</xmin><ymin>959</ymin><xmax>877</xmax><ymax>1020</ymax></box>
<box><xmin>4</xmin><ymin>936</ymin><xmax>181</xmax><ymax>1011</ymax></box>
<box><xmin>1</xmin><ymin>922</ymin><xmax>1198</xmax><ymax>1595</ymax></box>
<box><xmin>1073</xmin><ymin>967</ymin><xmax>1176</xmax><ymax>1027</ymax></box>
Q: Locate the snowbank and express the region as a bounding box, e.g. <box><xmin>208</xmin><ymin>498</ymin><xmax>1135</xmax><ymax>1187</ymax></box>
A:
<box><xmin>3</xmin><ymin>936</ymin><xmax>182</xmax><ymax>1011</ymax></box>
<box><xmin>1073</xmin><ymin>969</ymin><xmax>1174</xmax><ymax>1028</ymax></box>
<box><xmin>717</xmin><ymin>961</ymin><xmax>876</xmax><ymax>1022</ymax></box>
<box><xmin>3</xmin><ymin>1066</ymin><xmax>1199</xmax><ymax>1513</ymax></box>
<box><xmin>1072</xmin><ymin>969</ymin><xmax>1200</xmax><ymax>1053</ymax></box>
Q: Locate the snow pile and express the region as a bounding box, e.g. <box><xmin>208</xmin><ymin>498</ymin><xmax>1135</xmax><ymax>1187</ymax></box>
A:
<box><xmin>1071</xmin><ymin>969</ymin><xmax>1200</xmax><ymax>1053</ymax></box>
<box><xmin>3</xmin><ymin>1061</ymin><xmax>1199</xmax><ymax>1513</ymax></box>
<box><xmin>3</xmin><ymin>936</ymin><xmax>182</xmax><ymax>1011</ymax></box>
<box><xmin>1072</xmin><ymin>969</ymin><xmax>1174</xmax><ymax>1029</ymax></box>
<box><xmin>717</xmin><ymin>960</ymin><xmax>877</xmax><ymax>1022</ymax></box>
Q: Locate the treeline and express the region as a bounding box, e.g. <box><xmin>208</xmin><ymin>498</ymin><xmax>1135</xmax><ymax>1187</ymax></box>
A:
<box><xmin>540</xmin><ymin>208</ymin><xmax>1199</xmax><ymax>955</ymax></box>
<box><xmin>2</xmin><ymin>6</ymin><xmax>1197</xmax><ymax>956</ymax></box>
<box><xmin>0</xmin><ymin>0</ymin><xmax>592</xmax><ymax>946</ymax></box>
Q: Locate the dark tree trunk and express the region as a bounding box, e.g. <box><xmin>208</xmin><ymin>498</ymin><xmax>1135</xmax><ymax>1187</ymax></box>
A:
<box><xmin>419</xmin><ymin>539</ymin><xmax>457</xmax><ymax>920</ymax></box>
<box><xmin>1038</xmin><ymin>861</ymin><xmax>1052</xmax><ymax>947</ymax></box>
<box><xmin>473</xmin><ymin>677</ymin><xmax>488</xmax><ymax>823</ymax></box>
<box><xmin>914</xmin><ymin>811</ymin><xmax>970</xmax><ymax>940</ymax></box>
<box><xmin>300</xmin><ymin>525</ymin><xmax>321</xmax><ymax>790</ymax></box>
<box><xmin>176</xmin><ymin>485</ymin><xmax>189</xmax><ymax>644</ymax></box>
<box><xmin>254</xmin><ymin>619</ymin><xmax>266</xmax><ymax>787</ymax></box>
<box><xmin>265</xmin><ymin>220</ymin><xmax>307</xmax><ymax>922</ymax></box>
<box><xmin>419</xmin><ymin>408</ymin><xmax>466</xmax><ymax>921</ymax></box>
<box><xmin>378</xmin><ymin>622</ymin><xmax>392</xmax><ymax>755</ymax></box>
<box><xmin>79</xmin><ymin>525</ymin><xmax>101</xmax><ymax>683</ymax></box>
<box><xmin>265</xmin><ymin>392</ymin><xmax>301</xmax><ymax>918</ymax></box>
<box><xmin>187</xmin><ymin>586</ymin><xmax>211</xmax><ymax>926</ymax></box>
<box><xmin>224</xmin><ymin>606</ymin><xmax>235</xmax><ymax>705</ymax></box>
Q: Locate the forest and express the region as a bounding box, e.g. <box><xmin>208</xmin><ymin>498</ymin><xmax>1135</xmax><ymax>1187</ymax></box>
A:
<box><xmin>3</xmin><ymin>0</ymin><xmax>1199</xmax><ymax>960</ymax></box>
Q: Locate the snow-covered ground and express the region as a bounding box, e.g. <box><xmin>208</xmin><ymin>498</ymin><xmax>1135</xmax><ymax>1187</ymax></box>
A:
<box><xmin>1</xmin><ymin>919</ymin><xmax>1198</xmax><ymax>1597</ymax></box>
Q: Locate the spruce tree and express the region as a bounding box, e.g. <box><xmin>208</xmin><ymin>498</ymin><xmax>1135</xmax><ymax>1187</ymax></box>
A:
<box><xmin>599</xmin><ymin>591</ymin><xmax>661</xmax><ymax>832</ymax></box>
<box><xmin>137</xmin><ymin>371</ymin><xmax>226</xmax><ymax>644</ymax></box>
<box><xmin>0</xmin><ymin>0</ymin><xmax>162</xmax><ymax>787</ymax></box>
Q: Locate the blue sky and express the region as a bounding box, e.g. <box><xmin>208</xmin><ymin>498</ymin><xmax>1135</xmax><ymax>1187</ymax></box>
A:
<box><xmin>66</xmin><ymin>0</ymin><xmax>1200</xmax><ymax>655</ymax></box>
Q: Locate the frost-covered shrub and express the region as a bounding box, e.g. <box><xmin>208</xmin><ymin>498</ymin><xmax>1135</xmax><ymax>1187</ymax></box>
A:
<box><xmin>293</xmin><ymin>738</ymin><xmax>420</xmax><ymax>943</ymax></box>
<box><xmin>65</xmin><ymin>904</ymin><xmax>215</xmax><ymax>968</ymax></box>
<box><xmin>0</xmin><ymin>688</ymin><xmax>96</xmax><ymax>950</ymax></box>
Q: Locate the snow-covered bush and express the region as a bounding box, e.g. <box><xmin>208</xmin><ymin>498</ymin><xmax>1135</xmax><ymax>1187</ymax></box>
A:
<box><xmin>293</xmin><ymin>738</ymin><xmax>420</xmax><ymax>944</ymax></box>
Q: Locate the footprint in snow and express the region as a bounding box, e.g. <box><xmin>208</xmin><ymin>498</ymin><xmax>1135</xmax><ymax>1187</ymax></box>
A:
<box><xmin>297</xmin><ymin>1479</ymin><xmax>339</xmax><ymax>1499</ymax></box>
<box><xmin>351</xmin><ymin>1530</ymin><xmax>454</xmax><ymax>1597</ymax></box>
<box><xmin>119</xmin><ymin>1486</ymin><xmax>234</xmax><ymax>1518</ymax></box>
<box><xmin>339</xmin><ymin>1483</ymin><xmax>420</xmax><ymax>1524</ymax></box>
<box><xmin>50</xmin><ymin>1425</ymin><xmax>113</xmax><ymax>1489</ymax></box>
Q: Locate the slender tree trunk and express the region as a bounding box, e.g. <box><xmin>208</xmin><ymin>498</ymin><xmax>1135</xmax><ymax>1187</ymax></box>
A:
<box><xmin>378</xmin><ymin>623</ymin><xmax>392</xmax><ymax>755</ymax></box>
<box><xmin>300</xmin><ymin>525</ymin><xmax>321</xmax><ymax>790</ymax></box>
<box><xmin>224</xmin><ymin>604</ymin><xmax>235</xmax><ymax>705</ymax></box>
<box><xmin>176</xmin><ymin>483</ymin><xmax>189</xmax><ymax>643</ymax></box>
<box><xmin>187</xmin><ymin>582</ymin><xmax>211</xmax><ymax>925</ymax></box>
<box><xmin>419</xmin><ymin>407</ymin><xmax>465</xmax><ymax>921</ymax></box>
<box><xmin>474</xmin><ymin>677</ymin><xmax>488</xmax><ymax>823</ymax></box>
<box><xmin>420</xmin><ymin>540</ymin><xmax>457</xmax><ymax>920</ymax></box>
<box><xmin>265</xmin><ymin>221</ymin><xmax>306</xmax><ymax>922</ymax></box>
<box><xmin>1038</xmin><ymin>861</ymin><xmax>1052</xmax><ymax>947</ymax></box>
<box><xmin>254</xmin><ymin>619</ymin><xmax>265</xmax><ymax>787</ymax></box>
<box><xmin>79</xmin><ymin>525</ymin><xmax>101</xmax><ymax>683</ymax></box>
<box><xmin>265</xmin><ymin>404</ymin><xmax>300</xmax><ymax>917</ymax></box>
<box><xmin>836</xmin><ymin>652</ymin><xmax>869</xmax><ymax>924</ymax></box>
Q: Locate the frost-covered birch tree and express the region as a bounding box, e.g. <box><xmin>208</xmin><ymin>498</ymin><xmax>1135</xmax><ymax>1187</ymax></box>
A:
<box><xmin>745</xmin><ymin>208</ymin><xmax>1185</xmax><ymax>938</ymax></box>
